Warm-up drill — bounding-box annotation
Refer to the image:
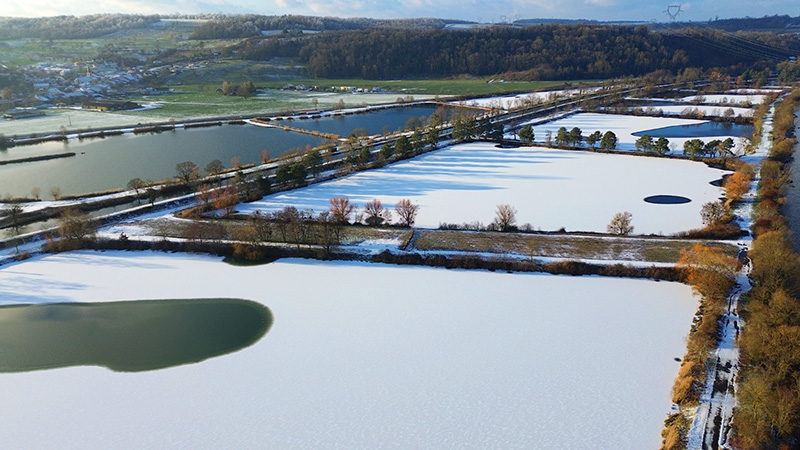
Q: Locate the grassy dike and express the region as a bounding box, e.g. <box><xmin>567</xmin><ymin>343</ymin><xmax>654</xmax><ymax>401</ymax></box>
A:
<box><xmin>730</xmin><ymin>89</ymin><xmax>800</xmax><ymax>450</ymax></box>
<box><xmin>658</xmin><ymin>91</ymin><xmax>800</xmax><ymax>450</ymax></box>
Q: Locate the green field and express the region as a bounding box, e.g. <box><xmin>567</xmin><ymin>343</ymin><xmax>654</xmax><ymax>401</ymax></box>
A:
<box><xmin>0</xmin><ymin>21</ymin><xmax>593</xmax><ymax>136</ymax></box>
<box><xmin>0</xmin><ymin>27</ymin><xmax>236</xmax><ymax>66</ymax></box>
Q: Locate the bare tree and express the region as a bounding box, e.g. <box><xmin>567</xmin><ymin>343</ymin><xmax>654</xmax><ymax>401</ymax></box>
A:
<box><xmin>394</xmin><ymin>199</ymin><xmax>420</xmax><ymax>227</ymax></box>
<box><xmin>53</xmin><ymin>208</ymin><xmax>96</xmax><ymax>250</ymax></box>
<box><xmin>7</xmin><ymin>204</ymin><xmax>23</xmax><ymax>235</ymax></box>
<box><xmin>49</xmin><ymin>186</ymin><xmax>61</xmax><ymax>201</ymax></box>
<box><xmin>213</xmin><ymin>185</ymin><xmax>238</xmax><ymax>217</ymax></box>
<box><xmin>493</xmin><ymin>204</ymin><xmax>517</xmax><ymax>231</ymax></box>
<box><xmin>205</xmin><ymin>159</ymin><xmax>225</xmax><ymax>176</ymax></box>
<box><xmin>701</xmin><ymin>201</ymin><xmax>727</xmax><ymax>226</ymax></box>
<box><xmin>127</xmin><ymin>178</ymin><xmax>145</xmax><ymax>204</ymax></box>
<box><xmin>30</xmin><ymin>187</ymin><xmax>41</xmax><ymax>200</ymax></box>
<box><xmin>6</xmin><ymin>203</ymin><xmax>24</xmax><ymax>252</ymax></box>
<box><xmin>364</xmin><ymin>199</ymin><xmax>391</xmax><ymax>226</ymax></box>
<box><xmin>197</xmin><ymin>184</ymin><xmax>213</xmax><ymax>207</ymax></box>
<box><xmin>315</xmin><ymin>210</ymin><xmax>342</xmax><ymax>254</ymax></box>
<box><xmin>176</xmin><ymin>161</ymin><xmax>200</xmax><ymax>184</ymax></box>
<box><xmin>607</xmin><ymin>211</ymin><xmax>634</xmax><ymax>235</ymax></box>
<box><xmin>329</xmin><ymin>196</ymin><xmax>356</xmax><ymax>224</ymax></box>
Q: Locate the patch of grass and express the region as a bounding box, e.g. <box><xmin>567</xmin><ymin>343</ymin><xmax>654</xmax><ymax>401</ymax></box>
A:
<box><xmin>340</xmin><ymin>227</ymin><xmax>412</xmax><ymax>245</ymax></box>
<box><xmin>411</xmin><ymin>230</ymin><xmax>738</xmax><ymax>263</ymax></box>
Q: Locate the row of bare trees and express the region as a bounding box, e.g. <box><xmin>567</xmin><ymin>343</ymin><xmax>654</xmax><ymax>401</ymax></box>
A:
<box><xmin>229</xmin><ymin>197</ymin><xmax>419</xmax><ymax>260</ymax></box>
<box><xmin>329</xmin><ymin>196</ymin><xmax>419</xmax><ymax>227</ymax></box>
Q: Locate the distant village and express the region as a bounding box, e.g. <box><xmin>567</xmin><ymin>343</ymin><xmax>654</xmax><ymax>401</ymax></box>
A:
<box><xmin>1</xmin><ymin>57</ymin><xmax>205</xmax><ymax>119</ymax></box>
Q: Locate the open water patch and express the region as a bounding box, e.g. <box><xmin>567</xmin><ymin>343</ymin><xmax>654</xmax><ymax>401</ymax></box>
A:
<box><xmin>710</xmin><ymin>176</ymin><xmax>729</xmax><ymax>187</ymax></box>
<box><xmin>644</xmin><ymin>195</ymin><xmax>691</xmax><ymax>204</ymax></box>
<box><xmin>0</xmin><ymin>298</ymin><xmax>272</xmax><ymax>372</ymax></box>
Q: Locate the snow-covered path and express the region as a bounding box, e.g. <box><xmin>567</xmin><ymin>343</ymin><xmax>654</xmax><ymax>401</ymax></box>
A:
<box><xmin>687</xmin><ymin>264</ymin><xmax>750</xmax><ymax>450</ymax></box>
<box><xmin>686</xmin><ymin>97</ymin><xmax>779</xmax><ymax>450</ymax></box>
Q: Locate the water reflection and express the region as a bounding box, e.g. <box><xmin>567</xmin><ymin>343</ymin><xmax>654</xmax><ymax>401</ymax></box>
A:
<box><xmin>0</xmin><ymin>299</ymin><xmax>272</xmax><ymax>372</ymax></box>
<box><xmin>632</xmin><ymin>122</ymin><xmax>754</xmax><ymax>138</ymax></box>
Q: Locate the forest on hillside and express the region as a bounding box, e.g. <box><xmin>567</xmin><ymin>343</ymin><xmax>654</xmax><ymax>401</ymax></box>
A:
<box><xmin>225</xmin><ymin>24</ymin><xmax>800</xmax><ymax>80</ymax></box>
<box><xmin>188</xmin><ymin>15</ymin><xmax>456</xmax><ymax>39</ymax></box>
<box><xmin>0</xmin><ymin>14</ymin><xmax>161</xmax><ymax>40</ymax></box>
<box><xmin>1</xmin><ymin>14</ymin><xmax>799</xmax><ymax>84</ymax></box>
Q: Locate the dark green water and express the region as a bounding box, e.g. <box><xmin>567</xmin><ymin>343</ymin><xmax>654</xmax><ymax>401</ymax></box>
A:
<box><xmin>0</xmin><ymin>299</ymin><xmax>272</xmax><ymax>372</ymax></box>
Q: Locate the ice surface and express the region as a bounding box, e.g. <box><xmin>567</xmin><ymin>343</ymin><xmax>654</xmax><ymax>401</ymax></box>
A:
<box><xmin>0</xmin><ymin>251</ymin><xmax>698</xmax><ymax>450</ymax></box>
<box><xmin>238</xmin><ymin>141</ymin><xmax>728</xmax><ymax>235</ymax></box>
<box><xmin>526</xmin><ymin>112</ymin><xmax>749</xmax><ymax>155</ymax></box>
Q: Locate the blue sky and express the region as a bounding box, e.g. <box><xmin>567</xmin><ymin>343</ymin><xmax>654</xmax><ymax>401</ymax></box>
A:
<box><xmin>4</xmin><ymin>0</ymin><xmax>799</xmax><ymax>23</ymax></box>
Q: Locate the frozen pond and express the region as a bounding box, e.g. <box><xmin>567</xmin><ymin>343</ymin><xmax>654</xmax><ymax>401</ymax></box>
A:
<box><xmin>626</xmin><ymin>104</ymin><xmax>754</xmax><ymax>118</ymax></box>
<box><xmin>239</xmin><ymin>141</ymin><xmax>728</xmax><ymax>235</ymax></box>
<box><xmin>0</xmin><ymin>251</ymin><xmax>698</xmax><ymax>449</ymax></box>
<box><xmin>639</xmin><ymin>94</ymin><xmax>768</xmax><ymax>105</ymax></box>
<box><xmin>528</xmin><ymin>113</ymin><xmax>749</xmax><ymax>155</ymax></box>
<box><xmin>633</xmin><ymin>121</ymin><xmax>753</xmax><ymax>138</ymax></box>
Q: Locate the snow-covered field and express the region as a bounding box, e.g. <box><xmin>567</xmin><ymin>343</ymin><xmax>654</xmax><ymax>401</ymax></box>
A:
<box><xmin>527</xmin><ymin>112</ymin><xmax>749</xmax><ymax>155</ymax></box>
<box><xmin>238</xmin><ymin>141</ymin><xmax>727</xmax><ymax>234</ymax></box>
<box><xmin>630</xmin><ymin>104</ymin><xmax>754</xmax><ymax>118</ymax></box>
<box><xmin>646</xmin><ymin>94</ymin><xmax>766</xmax><ymax>105</ymax></box>
<box><xmin>451</xmin><ymin>87</ymin><xmax>599</xmax><ymax>110</ymax></box>
<box><xmin>0</xmin><ymin>251</ymin><xmax>698</xmax><ymax>449</ymax></box>
<box><xmin>680</xmin><ymin>94</ymin><xmax>766</xmax><ymax>104</ymax></box>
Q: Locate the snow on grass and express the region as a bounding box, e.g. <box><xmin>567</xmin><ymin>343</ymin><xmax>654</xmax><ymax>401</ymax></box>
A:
<box><xmin>0</xmin><ymin>251</ymin><xmax>698</xmax><ymax>450</ymax></box>
<box><xmin>237</xmin><ymin>141</ymin><xmax>727</xmax><ymax>235</ymax></box>
<box><xmin>527</xmin><ymin>112</ymin><xmax>749</xmax><ymax>155</ymax></box>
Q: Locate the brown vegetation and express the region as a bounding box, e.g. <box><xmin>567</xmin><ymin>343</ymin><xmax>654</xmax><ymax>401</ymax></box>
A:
<box><xmin>723</xmin><ymin>163</ymin><xmax>754</xmax><ymax>207</ymax></box>
<box><xmin>731</xmin><ymin>89</ymin><xmax>800</xmax><ymax>450</ymax></box>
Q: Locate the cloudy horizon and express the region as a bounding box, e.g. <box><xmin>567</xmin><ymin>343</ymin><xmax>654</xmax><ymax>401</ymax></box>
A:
<box><xmin>3</xmin><ymin>1</ymin><xmax>799</xmax><ymax>24</ymax></box>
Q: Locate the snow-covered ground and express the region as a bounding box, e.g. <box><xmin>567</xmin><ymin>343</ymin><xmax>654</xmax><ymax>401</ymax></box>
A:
<box><xmin>527</xmin><ymin>113</ymin><xmax>750</xmax><ymax>155</ymax></box>
<box><xmin>238</xmin><ymin>141</ymin><xmax>728</xmax><ymax>235</ymax></box>
<box><xmin>628</xmin><ymin>104</ymin><xmax>754</xmax><ymax>118</ymax></box>
<box><xmin>642</xmin><ymin>94</ymin><xmax>767</xmax><ymax>105</ymax></box>
<box><xmin>680</xmin><ymin>94</ymin><xmax>766</xmax><ymax>105</ymax></box>
<box><xmin>0</xmin><ymin>251</ymin><xmax>698</xmax><ymax>450</ymax></box>
<box><xmin>729</xmin><ymin>88</ymin><xmax>784</xmax><ymax>95</ymax></box>
<box><xmin>687</xmin><ymin>95</ymin><xmax>781</xmax><ymax>450</ymax></box>
<box><xmin>451</xmin><ymin>87</ymin><xmax>599</xmax><ymax>110</ymax></box>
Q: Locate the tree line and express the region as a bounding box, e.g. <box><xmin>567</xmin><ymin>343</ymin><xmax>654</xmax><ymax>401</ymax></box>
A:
<box><xmin>731</xmin><ymin>90</ymin><xmax>800</xmax><ymax>450</ymax></box>
<box><xmin>189</xmin><ymin>15</ymin><xmax>453</xmax><ymax>39</ymax></box>
<box><xmin>0</xmin><ymin>14</ymin><xmax>160</xmax><ymax>40</ymax></box>
<box><xmin>221</xmin><ymin>24</ymin><xmax>800</xmax><ymax>81</ymax></box>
